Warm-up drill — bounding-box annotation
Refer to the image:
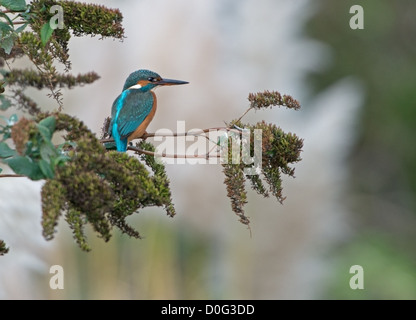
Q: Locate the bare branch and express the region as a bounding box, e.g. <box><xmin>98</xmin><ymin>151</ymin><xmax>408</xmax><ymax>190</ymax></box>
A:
<box><xmin>0</xmin><ymin>174</ymin><xmax>26</xmax><ymax>178</ymax></box>
<box><xmin>128</xmin><ymin>145</ymin><xmax>220</xmax><ymax>160</ymax></box>
<box><xmin>235</xmin><ymin>107</ymin><xmax>253</xmax><ymax>124</ymax></box>
<box><xmin>100</xmin><ymin>126</ymin><xmax>243</xmax><ymax>144</ymax></box>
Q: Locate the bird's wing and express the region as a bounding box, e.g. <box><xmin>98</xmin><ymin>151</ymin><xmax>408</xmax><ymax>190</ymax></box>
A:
<box><xmin>115</xmin><ymin>91</ymin><xmax>154</xmax><ymax>140</ymax></box>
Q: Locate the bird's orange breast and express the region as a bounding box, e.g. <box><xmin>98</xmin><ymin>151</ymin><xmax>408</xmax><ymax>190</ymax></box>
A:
<box><xmin>127</xmin><ymin>92</ymin><xmax>157</xmax><ymax>142</ymax></box>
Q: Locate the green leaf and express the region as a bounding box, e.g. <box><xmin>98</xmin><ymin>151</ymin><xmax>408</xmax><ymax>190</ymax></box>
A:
<box><xmin>53</xmin><ymin>154</ymin><xmax>70</xmax><ymax>166</ymax></box>
<box><xmin>38</xmin><ymin>159</ymin><xmax>54</xmax><ymax>179</ymax></box>
<box><xmin>4</xmin><ymin>155</ymin><xmax>44</xmax><ymax>180</ymax></box>
<box><xmin>0</xmin><ymin>95</ymin><xmax>11</xmax><ymax>110</ymax></box>
<box><xmin>4</xmin><ymin>155</ymin><xmax>32</xmax><ymax>175</ymax></box>
<box><xmin>0</xmin><ymin>12</ymin><xmax>13</xmax><ymax>26</ymax></box>
<box><xmin>37</xmin><ymin>123</ymin><xmax>52</xmax><ymax>141</ymax></box>
<box><xmin>29</xmin><ymin>165</ymin><xmax>45</xmax><ymax>180</ymax></box>
<box><xmin>0</xmin><ymin>167</ymin><xmax>2</xmax><ymax>173</ymax></box>
<box><xmin>40</xmin><ymin>22</ymin><xmax>54</xmax><ymax>46</ymax></box>
<box><xmin>0</xmin><ymin>34</ymin><xmax>15</xmax><ymax>54</ymax></box>
<box><xmin>40</xmin><ymin>141</ymin><xmax>57</xmax><ymax>162</ymax></box>
<box><xmin>0</xmin><ymin>0</ymin><xmax>27</xmax><ymax>11</ymax></box>
<box><xmin>0</xmin><ymin>141</ymin><xmax>16</xmax><ymax>158</ymax></box>
<box><xmin>39</xmin><ymin>116</ymin><xmax>56</xmax><ymax>134</ymax></box>
<box><xmin>15</xmin><ymin>23</ymin><xmax>28</xmax><ymax>33</ymax></box>
<box><xmin>0</xmin><ymin>21</ymin><xmax>12</xmax><ymax>32</ymax></box>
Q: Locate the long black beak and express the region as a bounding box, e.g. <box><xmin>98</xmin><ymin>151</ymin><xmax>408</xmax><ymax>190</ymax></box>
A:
<box><xmin>157</xmin><ymin>78</ymin><xmax>189</xmax><ymax>86</ymax></box>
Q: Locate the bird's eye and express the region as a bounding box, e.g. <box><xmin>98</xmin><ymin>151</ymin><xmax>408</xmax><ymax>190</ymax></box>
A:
<box><xmin>148</xmin><ymin>77</ymin><xmax>158</xmax><ymax>82</ymax></box>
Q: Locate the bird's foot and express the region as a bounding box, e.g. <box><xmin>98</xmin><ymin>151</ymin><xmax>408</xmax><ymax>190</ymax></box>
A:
<box><xmin>141</xmin><ymin>131</ymin><xmax>149</xmax><ymax>140</ymax></box>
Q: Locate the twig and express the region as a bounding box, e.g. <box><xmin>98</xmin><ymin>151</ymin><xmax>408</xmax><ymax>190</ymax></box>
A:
<box><xmin>128</xmin><ymin>145</ymin><xmax>221</xmax><ymax>160</ymax></box>
<box><xmin>1</xmin><ymin>10</ymin><xmax>25</xmax><ymax>14</ymax></box>
<box><xmin>235</xmin><ymin>107</ymin><xmax>253</xmax><ymax>123</ymax></box>
<box><xmin>144</xmin><ymin>127</ymin><xmax>242</xmax><ymax>138</ymax></box>
<box><xmin>0</xmin><ymin>174</ymin><xmax>26</xmax><ymax>178</ymax></box>
<box><xmin>99</xmin><ymin>126</ymin><xmax>243</xmax><ymax>144</ymax></box>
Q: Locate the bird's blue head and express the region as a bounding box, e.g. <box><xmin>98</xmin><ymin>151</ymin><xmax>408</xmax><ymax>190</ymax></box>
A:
<box><xmin>122</xmin><ymin>69</ymin><xmax>188</xmax><ymax>92</ymax></box>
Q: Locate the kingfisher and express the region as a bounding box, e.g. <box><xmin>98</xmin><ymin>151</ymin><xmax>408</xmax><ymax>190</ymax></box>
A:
<box><xmin>110</xmin><ymin>69</ymin><xmax>188</xmax><ymax>152</ymax></box>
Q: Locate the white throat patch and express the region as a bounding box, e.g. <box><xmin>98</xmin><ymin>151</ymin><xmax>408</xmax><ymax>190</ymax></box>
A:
<box><xmin>127</xmin><ymin>84</ymin><xmax>142</xmax><ymax>90</ymax></box>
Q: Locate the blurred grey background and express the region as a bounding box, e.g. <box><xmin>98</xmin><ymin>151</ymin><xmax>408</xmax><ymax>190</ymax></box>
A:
<box><xmin>0</xmin><ymin>0</ymin><xmax>415</xmax><ymax>299</ymax></box>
